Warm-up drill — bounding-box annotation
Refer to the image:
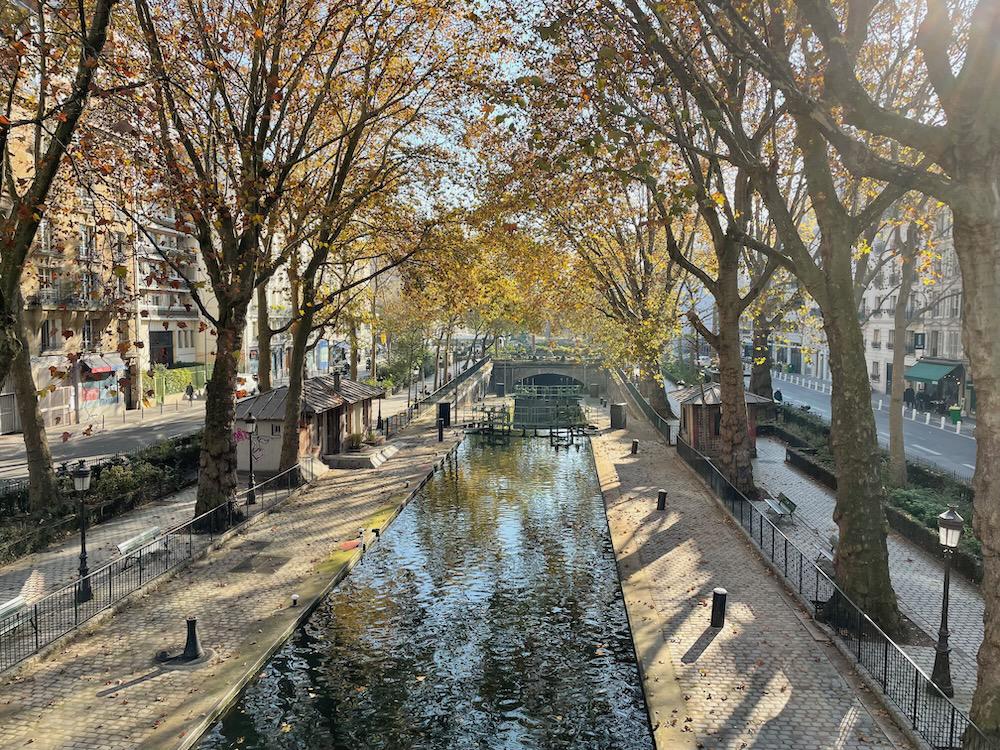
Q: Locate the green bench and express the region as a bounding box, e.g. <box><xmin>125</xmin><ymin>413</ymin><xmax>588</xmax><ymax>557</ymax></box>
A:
<box><xmin>763</xmin><ymin>492</ymin><xmax>796</xmax><ymax>519</ymax></box>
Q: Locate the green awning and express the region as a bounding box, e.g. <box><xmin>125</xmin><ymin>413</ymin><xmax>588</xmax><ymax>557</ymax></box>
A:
<box><xmin>904</xmin><ymin>361</ymin><xmax>959</xmax><ymax>384</ymax></box>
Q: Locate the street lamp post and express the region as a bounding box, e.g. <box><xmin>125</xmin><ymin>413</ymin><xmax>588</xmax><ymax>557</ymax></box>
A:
<box><xmin>931</xmin><ymin>505</ymin><xmax>964</xmax><ymax>697</ymax></box>
<box><xmin>73</xmin><ymin>460</ymin><xmax>93</xmax><ymax>603</ymax></box>
<box><xmin>245</xmin><ymin>411</ymin><xmax>257</xmax><ymax>505</ymax></box>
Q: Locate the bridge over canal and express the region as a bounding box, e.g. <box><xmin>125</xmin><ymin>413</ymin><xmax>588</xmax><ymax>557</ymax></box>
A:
<box><xmin>489</xmin><ymin>359</ymin><xmax>608</xmax><ymax>395</ymax></box>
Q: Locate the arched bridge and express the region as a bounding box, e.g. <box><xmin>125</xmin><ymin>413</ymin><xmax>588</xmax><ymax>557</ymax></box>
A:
<box><xmin>489</xmin><ymin>359</ymin><xmax>608</xmax><ymax>394</ymax></box>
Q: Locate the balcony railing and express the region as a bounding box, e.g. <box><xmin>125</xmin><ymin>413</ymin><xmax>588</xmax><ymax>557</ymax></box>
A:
<box><xmin>871</xmin><ymin>341</ymin><xmax>882</xmax><ymax>349</ymax></box>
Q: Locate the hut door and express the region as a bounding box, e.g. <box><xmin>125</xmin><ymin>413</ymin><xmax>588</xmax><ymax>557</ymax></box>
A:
<box><xmin>326</xmin><ymin>411</ymin><xmax>341</xmax><ymax>453</ymax></box>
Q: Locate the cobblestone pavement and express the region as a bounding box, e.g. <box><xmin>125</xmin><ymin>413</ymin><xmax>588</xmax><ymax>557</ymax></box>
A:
<box><xmin>0</xmin><ymin>417</ymin><xmax>463</xmax><ymax>750</ymax></box>
<box><xmin>592</xmin><ymin>399</ymin><xmax>910</xmax><ymax>750</ymax></box>
<box><xmin>752</xmin><ymin>437</ymin><xmax>982</xmax><ymax>711</ymax></box>
<box><xmin>0</xmin><ymin>487</ymin><xmax>197</xmax><ymax>606</ymax></box>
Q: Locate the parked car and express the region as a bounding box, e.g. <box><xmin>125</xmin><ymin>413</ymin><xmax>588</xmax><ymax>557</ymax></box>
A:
<box><xmin>236</xmin><ymin>373</ymin><xmax>259</xmax><ymax>399</ymax></box>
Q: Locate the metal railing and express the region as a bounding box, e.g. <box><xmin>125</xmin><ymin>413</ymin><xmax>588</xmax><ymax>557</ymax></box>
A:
<box><xmin>615</xmin><ymin>369</ymin><xmax>673</xmax><ymax>445</ymax></box>
<box><xmin>675</xmin><ymin>436</ymin><xmax>995</xmax><ymax>750</ymax></box>
<box><xmin>380</xmin><ymin>358</ymin><xmax>490</xmax><ymax>438</ymax></box>
<box><xmin>0</xmin><ymin>462</ymin><xmax>310</xmax><ymax>675</ymax></box>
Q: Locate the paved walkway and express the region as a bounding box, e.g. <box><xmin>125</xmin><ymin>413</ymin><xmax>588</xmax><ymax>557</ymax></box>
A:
<box><xmin>752</xmin><ymin>437</ymin><xmax>983</xmax><ymax>711</ymax></box>
<box><xmin>591</xmin><ymin>394</ymin><xmax>911</xmax><ymax>750</ymax></box>
<box><xmin>0</xmin><ymin>487</ymin><xmax>197</xmax><ymax>606</ymax></box>
<box><xmin>0</xmin><ymin>413</ymin><xmax>464</xmax><ymax>750</ymax></box>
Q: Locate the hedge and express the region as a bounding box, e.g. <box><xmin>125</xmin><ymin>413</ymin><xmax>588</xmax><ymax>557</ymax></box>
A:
<box><xmin>761</xmin><ymin>406</ymin><xmax>980</xmax><ymax>575</ymax></box>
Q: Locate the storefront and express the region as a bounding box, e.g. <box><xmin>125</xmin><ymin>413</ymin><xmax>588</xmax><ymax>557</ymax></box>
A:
<box><xmin>903</xmin><ymin>359</ymin><xmax>965</xmax><ymax>414</ymax></box>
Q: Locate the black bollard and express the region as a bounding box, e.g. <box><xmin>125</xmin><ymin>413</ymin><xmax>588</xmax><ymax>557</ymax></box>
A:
<box><xmin>631</xmin><ymin>439</ymin><xmax>639</xmax><ymax>455</ymax></box>
<box><xmin>181</xmin><ymin>617</ymin><xmax>205</xmax><ymax>661</ymax></box>
<box><xmin>710</xmin><ymin>588</ymin><xmax>728</xmax><ymax>628</ymax></box>
<box><xmin>437</xmin><ymin>418</ymin><xmax>444</xmax><ymax>442</ymax></box>
<box><xmin>656</xmin><ymin>489</ymin><xmax>667</xmax><ymax>511</ymax></box>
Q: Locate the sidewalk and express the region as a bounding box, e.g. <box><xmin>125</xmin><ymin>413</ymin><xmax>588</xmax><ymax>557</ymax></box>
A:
<box><xmin>0</xmin><ymin>410</ymin><xmax>465</xmax><ymax>750</ymax></box>
<box><xmin>591</xmin><ymin>396</ymin><xmax>911</xmax><ymax>750</ymax></box>
<box><xmin>0</xmin><ymin>486</ymin><xmax>196</xmax><ymax>606</ymax></box>
<box><xmin>752</xmin><ymin>437</ymin><xmax>983</xmax><ymax>711</ymax></box>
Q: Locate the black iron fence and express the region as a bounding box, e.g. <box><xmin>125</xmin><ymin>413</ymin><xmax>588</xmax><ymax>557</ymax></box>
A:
<box><xmin>675</xmin><ymin>437</ymin><xmax>995</xmax><ymax>750</ymax></box>
<box><xmin>380</xmin><ymin>358</ymin><xmax>490</xmax><ymax>438</ymax></box>
<box><xmin>0</xmin><ymin>462</ymin><xmax>309</xmax><ymax>675</ymax></box>
<box><xmin>615</xmin><ymin>369</ymin><xmax>673</xmax><ymax>445</ymax></box>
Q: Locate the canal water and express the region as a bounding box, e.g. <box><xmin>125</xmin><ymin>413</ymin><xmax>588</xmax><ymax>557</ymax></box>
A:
<box><xmin>199</xmin><ymin>436</ymin><xmax>652</xmax><ymax>750</ymax></box>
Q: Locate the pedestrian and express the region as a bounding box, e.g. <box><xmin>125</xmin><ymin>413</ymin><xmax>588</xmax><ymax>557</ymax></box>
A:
<box><xmin>185</xmin><ymin>383</ymin><xmax>195</xmax><ymax>403</ymax></box>
<box><xmin>903</xmin><ymin>386</ymin><xmax>915</xmax><ymax>408</ymax></box>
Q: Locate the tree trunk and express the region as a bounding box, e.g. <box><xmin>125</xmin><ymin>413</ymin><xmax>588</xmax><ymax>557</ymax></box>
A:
<box><xmin>278</xmin><ymin>309</ymin><xmax>313</xmax><ymax>471</ymax></box>
<box><xmin>11</xmin><ymin>301</ymin><xmax>60</xmax><ymax>514</ymax></box>
<box><xmin>749</xmin><ymin>323</ymin><xmax>774</xmax><ymax>400</ymax></box>
<box><xmin>953</xmin><ymin>205</ymin><xmax>1000</xmax><ymax>739</ymax></box>
<box><xmin>433</xmin><ymin>336</ymin><xmax>441</xmax><ymax>390</ymax></box>
<box><xmin>349</xmin><ymin>320</ymin><xmax>358</xmax><ymax>380</ymax></box>
<box><xmin>0</xmin><ymin>319</ymin><xmax>20</xmax><ymax>399</ymax></box>
<box><xmin>194</xmin><ymin>304</ymin><xmax>248</xmax><ymax>519</ymax></box>
<box><xmin>888</xmin><ymin>257</ymin><xmax>914</xmax><ymax>487</ymax></box>
<box><xmin>256</xmin><ymin>284</ymin><xmax>272</xmax><ymax>392</ymax></box>
<box><xmin>444</xmin><ymin>328</ymin><xmax>452</xmax><ymax>383</ymax></box>
<box><xmin>715</xmin><ymin>299</ymin><xmax>755</xmax><ymax>494</ymax></box>
<box><xmin>821</xmin><ymin>289</ymin><xmax>900</xmax><ymax>634</ymax></box>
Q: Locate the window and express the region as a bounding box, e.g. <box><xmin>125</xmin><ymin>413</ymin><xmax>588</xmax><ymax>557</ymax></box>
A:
<box><xmin>888</xmin><ymin>329</ymin><xmax>895</xmax><ymax>350</ymax></box>
<box><xmin>271</xmin><ymin>424</ymin><xmax>281</xmax><ymax>436</ymax></box>
<box><xmin>713</xmin><ymin>411</ymin><xmax>721</xmax><ymax>436</ymax></box>
<box><xmin>870</xmin><ymin>361</ymin><xmax>881</xmax><ymax>381</ymax></box>
<box><xmin>78</xmin><ymin>225</ymin><xmax>95</xmax><ymax>259</ymax></box>
<box><xmin>40</xmin><ymin>320</ymin><xmax>52</xmax><ymax>351</ymax></box>
<box><xmin>37</xmin><ymin>257</ymin><xmax>57</xmax><ymax>300</ymax></box>
<box><xmin>947</xmin><ymin>331</ymin><xmax>960</xmax><ymax>359</ymax></box>
<box><xmin>950</xmin><ymin>294</ymin><xmax>961</xmax><ymax>318</ymax></box>
<box><xmin>82</xmin><ymin>319</ymin><xmax>94</xmax><ymax>350</ymax></box>
<box><xmin>81</xmin><ymin>271</ymin><xmax>98</xmax><ymax>300</ymax></box>
<box><xmin>37</xmin><ymin>219</ymin><xmax>53</xmax><ymax>254</ymax></box>
<box><xmin>929</xmin><ymin>330</ymin><xmax>941</xmax><ymax>357</ymax></box>
<box><xmin>112</xmin><ymin>231</ymin><xmax>127</xmax><ymax>263</ymax></box>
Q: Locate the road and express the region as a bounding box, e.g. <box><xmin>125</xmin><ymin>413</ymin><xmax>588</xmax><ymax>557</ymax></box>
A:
<box><xmin>0</xmin><ymin>401</ymin><xmax>207</xmax><ymax>481</ymax></box>
<box><xmin>769</xmin><ymin>374</ymin><xmax>976</xmax><ymax>480</ymax></box>
<box><xmin>0</xmin><ymin>363</ymin><xmax>468</xmax><ymax>481</ymax></box>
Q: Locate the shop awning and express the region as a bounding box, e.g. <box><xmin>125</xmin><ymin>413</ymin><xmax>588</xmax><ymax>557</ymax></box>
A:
<box><xmin>81</xmin><ymin>355</ymin><xmax>113</xmax><ymax>374</ymax></box>
<box><xmin>904</xmin><ymin>361</ymin><xmax>960</xmax><ymax>384</ymax></box>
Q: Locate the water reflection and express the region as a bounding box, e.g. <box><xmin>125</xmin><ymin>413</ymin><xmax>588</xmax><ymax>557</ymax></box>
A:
<box><xmin>200</xmin><ymin>437</ymin><xmax>652</xmax><ymax>750</ymax></box>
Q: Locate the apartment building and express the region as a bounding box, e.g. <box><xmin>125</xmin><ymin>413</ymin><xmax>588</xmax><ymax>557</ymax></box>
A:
<box><xmin>859</xmin><ymin>219</ymin><xmax>970</xmax><ymax>413</ymax></box>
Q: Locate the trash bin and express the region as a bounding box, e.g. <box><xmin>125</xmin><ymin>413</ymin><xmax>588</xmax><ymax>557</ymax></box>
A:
<box><xmin>610</xmin><ymin>403</ymin><xmax>627</xmax><ymax>429</ymax></box>
<box><xmin>949</xmin><ymin>405</ymin><xmax>961</xmax><ymax>424</ymax></box>
<box><xmin>437</xmin><ymin>401</ymin><xmax>451</xmax><ymax>427</ymax></box>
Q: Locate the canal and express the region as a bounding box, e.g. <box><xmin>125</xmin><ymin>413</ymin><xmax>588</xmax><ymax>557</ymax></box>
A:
<box><xmin>199</xmin><ymin>436</ymin><xmax>653</xmax><ymax>750</ymax></box>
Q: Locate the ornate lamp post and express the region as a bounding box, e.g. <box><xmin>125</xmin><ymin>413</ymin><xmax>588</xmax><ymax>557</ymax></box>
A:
<box><xmin>73</xmin><ymin>460</ymin><xmax>93</xmax><ymax>603</ymax></box>
<box><xmin>245</xmin><ymin>411</ymin><xmax>257</xmax><ymax>505</ymax></box>
<box><xmin>931</xmin><ymin>505</ymin><xmax>964</xmax><ymax>697</ymax></box>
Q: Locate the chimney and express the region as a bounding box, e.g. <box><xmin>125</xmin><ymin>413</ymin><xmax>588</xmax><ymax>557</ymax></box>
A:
<box><xmin>333</xmin><ymin>371</ymin><xmax>341</xmax><ymax>392</ymax></box>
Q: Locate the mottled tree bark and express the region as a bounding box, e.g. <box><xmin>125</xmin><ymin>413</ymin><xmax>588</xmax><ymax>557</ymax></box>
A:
<box><xmin>11</xmin><ymin>300</ymin><xmax>60</xmax><ymax>514</ymax></box>
<box><xmin>821</xmin><ymin>284</ymin><xmax>900</xmax><ymax>634</ymax></box>
<box><xmin>714</xmin><ymin>297</ymin><xmax>755</xmax><ymax>494</ymax></box>
<box><xmin>256</xmin><ymin>284</ymin><xmax>272</xmax><ymax>393</ymax></box>
<box><xmin>888</xmin><ymin>257</ymin><xmax>914</xmax><ymax>487</ymax></box>
<box><xmin>749</xmin><ymin>323</ymin><xmax>773</xmax><ymax>400</ymax></box>
<box><xmin>349</xmin><ymin>319</ymin><xmax>358</xmax><ymax>380</ymax></box>
<box><xmin>956</xmin><ymin>202</ymin><xmax>1000</xmax><ymax>740</ymax></box>
<box><xmin>194</xmin><ymin>304</ymin><xmax>248</xmax><ymax>519</ymax></box>
<box><xmin>278</xmin><ymin>309</ymin><xmax>313</xmax><ymax>472</ymax></box>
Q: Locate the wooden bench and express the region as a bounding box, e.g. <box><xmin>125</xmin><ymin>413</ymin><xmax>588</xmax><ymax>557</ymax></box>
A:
<box><xmin>117</xmin><ymin>526</ymin><xmax>162</xmax><ymax>559</ymax></box>
<box><xmin>763</xmin><ymin>492</ymin><xmax>796</xmax><ymax>519</ymax></box>
<box><xmin>0</xmin><ymin>596</ymin><xmax>27</xmax><ymax>638</ymax></box>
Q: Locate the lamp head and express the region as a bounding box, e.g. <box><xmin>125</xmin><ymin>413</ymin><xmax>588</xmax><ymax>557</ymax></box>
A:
<box><xmin>937</xmin><ymin>505</ymin><xmax>964</xmax><ymax>549</ymax></box>
<box><xmin>71</xmin><ymin>460</ymin><xmax>92</xmax><ymax>493</ymax></box>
